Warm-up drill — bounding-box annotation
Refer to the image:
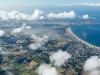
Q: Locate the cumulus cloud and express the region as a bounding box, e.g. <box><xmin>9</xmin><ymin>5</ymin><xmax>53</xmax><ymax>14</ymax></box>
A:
<box><xmin>11</xmin><ymin>23</ymin><xmax>26</xmax><ymax>34</ymax></box>
<box><xmin>39</xmin><ymin>16</ymin><xmax>44</xmax><ymax>20</ymax></box>
<box><xmin>83</xmin><ymin>56</ymin><xmax>100</xmax><ymax>75</ymax></box>
<box><xmin>11</xmin><ymin>23</ymin><xmax>32</xmax><ymax>34</ymax></box>
<box><xmin>49</xmin><ymin>50</ymin><xmax>71</xmax><ymax>67</ymax></box>
<box><xmin>11</xmin><ymin>28</ymin><xmax>23</xmax><ymax>34</ymax></box>
<box><xmin>29</xmin><ymin>43</ymin><xmax>41</xmax><ymax>50</ymax></box>
<box><xmin>36</xmin><ymin>63</ymin><xmax>58</xmax><ymax>75</ymax></box>
<box><xmin>29</xmin><ymin>34</ymin><xmax>48</xmax><ymax>50</ymax></box>
<box><xmin>27</xmin><ymin>9</ymin><xmax>44</xmax><ymax>20</ymax></box>
<box><xmin>89</xmin><ymin>70</ymin><xmax>100</xmax><ymax>75</ymax></box>
<box><xmin>47</xmin><ymin>11</ymin><xmax>76</xmax><ymax>19</ymax></box>
<box><xmin>53</xmin><ymin>3</ymin><xmax>100</xmax><ymax>7</ymax></box>
<box><xmin>26</xmin><ymin>26</ymin><xmax>31</xmax><ymax>29</ymax></box>
<box><xmin>0</xmin><ymin>30</ymin><xmax>5</xmax><ymax>37</ymax></box>
<box><xmin>0</xmin><ymin>9</ymin><xmax>44</xmax><ymax>20</ymax></box>
<box><xmin>82</xmin><ymin>14</ymin><xmax>90</xmax><ymax>19</ymax></box>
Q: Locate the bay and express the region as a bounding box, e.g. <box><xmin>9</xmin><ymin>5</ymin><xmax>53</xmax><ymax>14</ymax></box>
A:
<box><xmin>71</xmin><ymin>25</ymin><xmax>100</xmax><ymax>47</ymax></box>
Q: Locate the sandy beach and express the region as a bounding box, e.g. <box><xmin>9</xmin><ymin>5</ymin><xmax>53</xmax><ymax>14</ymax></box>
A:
<box><xmin>66</xmin><ymin>28</ymin><xmax>100</xmax><ymax>49</ymax></box>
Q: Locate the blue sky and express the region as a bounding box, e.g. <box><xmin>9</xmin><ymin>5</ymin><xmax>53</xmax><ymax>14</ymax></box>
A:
<box><xmin>0</xmin><ymin>0</ymin><xmax>100</xmax><ymax>12</ymax></box>
<box><xmin>0</xmin><ymin>0</ymin><xmax>100</xmax><ymax>6</ymax></box>
<box><xmin>0</xmin><ymin>0</ymin><xmax>100</xmax><ymax>19</ymax></box>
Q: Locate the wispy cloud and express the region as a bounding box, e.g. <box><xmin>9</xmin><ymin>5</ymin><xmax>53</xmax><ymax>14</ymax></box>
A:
<box><xmin>24</xmin><ymin>5</ymin><xmax>33</xmax><ymax>7</ymax></box>
<box><xmin>26</xmin><ymin>66</ymin><xmax>33</xmax><ymax>70</ymax></box>
<box><xmin>53</xmin><ymin>3</ymin><xmax>100</xmax><ymax>7</ymax></box>
<box><xmin>6</xmin><ymin>71</ymin><xmax>13</xmax><ymax>75</ymax></box>
<box><xmin>2</xmin><ymin>66</ymin><xmax>13</xmax><ymax>75</ymax></box>
<box><xmin>29</xmin><ymin>34</ymin><xmax>49</xmax><ymax>50</ymax></box>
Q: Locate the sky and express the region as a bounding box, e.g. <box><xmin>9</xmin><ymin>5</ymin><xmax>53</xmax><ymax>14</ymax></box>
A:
<box><xmin>0</xmin><ymin>0</ymin><xmax>100</xmax><ymax>6</ymax></box>
<box><xmin>0</xmin><ymin>0</ymin><xmax>100</xmax><ymax>17</ymax></box>
<box><xmin>0</xmin><ymin>0</ymin><xmax>99</xmax><ymax>10</ymax></box>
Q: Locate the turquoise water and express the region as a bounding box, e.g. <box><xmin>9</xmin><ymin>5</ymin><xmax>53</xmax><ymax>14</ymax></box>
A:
<box><xmin>71</xmin><ymin>25</ymin><xmax>100</xmax><ymax>47</ymax></box>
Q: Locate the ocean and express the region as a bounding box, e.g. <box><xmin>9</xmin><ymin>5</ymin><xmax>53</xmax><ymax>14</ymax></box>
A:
<box><xmin>71</xmin><ymin>25</ymin><xmax>100</xmax><ymax>47</ymax></box>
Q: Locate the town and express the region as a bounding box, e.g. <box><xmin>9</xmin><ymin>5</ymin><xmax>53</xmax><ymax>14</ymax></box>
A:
<box><xmin>0</xmin><ymin>20</ymin><xmax>100</xmax><ymax>75</ymax></box>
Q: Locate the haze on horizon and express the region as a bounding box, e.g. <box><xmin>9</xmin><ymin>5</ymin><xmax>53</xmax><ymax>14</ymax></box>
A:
<box><xmin>0</xmin><ymin>0</ymin><xmax>100</xmax><ymax>11</ymax></box>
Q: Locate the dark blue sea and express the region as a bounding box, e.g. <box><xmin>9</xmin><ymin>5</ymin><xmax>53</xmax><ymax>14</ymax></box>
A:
<box><xmin>71</xmin><ymin>25</ymin><xmax>100</xmax><ymax>47</ymax></box>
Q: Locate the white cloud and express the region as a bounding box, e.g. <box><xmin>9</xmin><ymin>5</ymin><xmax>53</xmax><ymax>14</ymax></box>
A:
<box><xmin>39</xmin><ymin>16</ymin><xmax>44</xmax><ymax>20</ymax></box>
<box><xmin>2</xmin><ymin>66</ymin><xmax>12</xmax><ymax>70</ymax></box>
<box><xmin>29</xmin><ymin>35</ymin><xmax>48</xmax><ymax>50</ymax></box>
<box><xmin>26</xmin><ymin>66</ymin><xmax>33</xmax><ymax>70</ymax></box>
<box><xmin>53</xmin><ymin>3</ymin><xmax>100</xmax><ymax>7</ymax></box>
<box><xmin>81</xmin><ymin>3</ymin><xmax>100</xmax><ymax>7</ymax></box>
<box><xmin>11</xmin><ymin>23</ymin><xmax>26</xmax><ymax>34</ymax></box>
<box><xmin>0</xmin><ymin>30</ymin><xmax>5</xmax><ymax>37</ymax></box>
<box><xmin>36</xmin><ymin>63</ymin><xmax>58</xmax><ymax>75</ymax></box>
<box><xmin>29</xmin><ymin>43</ymin><xmax>41</xmax><ymax>50</ymax></box>
<box><xmin>49</xmin><ymin>50</ymin><xmax>71</xmax><ymax>67</ymax></box>
<box><xmin>0</xmin><ymin>47</ymin><xmax>10</xmax><ymax>55</ymax></box>
<box><xmin>0</xmin><ymin>51</ymin><xmax>10</xmax><ymax>55</ymax></box>
<box><xmin>26</xmin><ymin>26</ymin><xmax>31</xmax><ymax>29</ymax></box>
<box><xmin>47</xmin><ymin>11</ymin><xmax>76</xmax><ymax>19</ymax></box>
<box><xmin>83</xmin><ymin>56</ymin><xmax>100</xmax><ymax>75</ymax></box>
<box><xmin>0</xmin><ymin>9</ymin><xmax>44</xmax><ymax>20</ymax></box>
<box><xmin>6</xmin><ymin>71</ymin><xmax>13</xmax><ymax>75</ymax></box>
<box><xmin>11</xmin><ymin>28</ymin><xmax>23</xmax><ymax>34</ymax></box>
<box><xmin>24</xmin><ymin>5</ymin><xmax>33</xmax><ymax>7</ymax></box>
<box><xmin>27</xmin><ymin>9</ymin><xmax>44</xmax><ymax>20</ymax></box>
<box><xmin>89</xmin><ymin>70</ymin><xmax>100</xmax><ymax>75</ymax></box>
<box><xmin>2</xmin><ymin>66</ymin><xmax>13</xmax><ymax>75</ymax></box>
<box><xmin>82</xmin><ymin>14</ymin><xmax>90</xmax><ymax>19</ymax></box>
<box><xmin>11</xmin><ymin>23</ymin><xmax>32</xmax><ymax>34</ymax></box>
<box><xmin>30</xmin><ymin>34</ymin><xmax>49</xmax><ymax>44</ymax></box>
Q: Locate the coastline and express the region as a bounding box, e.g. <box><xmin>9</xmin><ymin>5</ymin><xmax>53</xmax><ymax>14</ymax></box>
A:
<box><xmin>66</xmin><ymin>28</ymin><xmax>100</xmax><ymax>49</ymax></box>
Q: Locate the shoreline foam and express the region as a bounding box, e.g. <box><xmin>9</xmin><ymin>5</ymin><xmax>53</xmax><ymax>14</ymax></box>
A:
<box><xmin>66</xmin><ymin>28</ymin><xmax>100</xmax><ymax>49</ymax></box>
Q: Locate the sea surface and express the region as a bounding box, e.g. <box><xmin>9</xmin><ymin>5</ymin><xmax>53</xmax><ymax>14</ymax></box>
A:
<box><xmin>71</xmin><ymin>25</ymin><xmax>100</xmax><ymax>47</ymax></box>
